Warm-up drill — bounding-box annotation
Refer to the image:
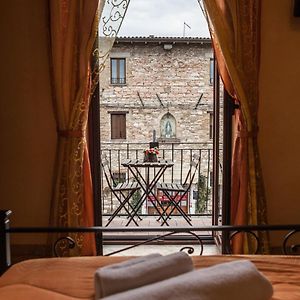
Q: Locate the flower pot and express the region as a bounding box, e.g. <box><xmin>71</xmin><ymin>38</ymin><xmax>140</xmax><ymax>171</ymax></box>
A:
<box><xmin>144</xmin><ymin>153</ymin><xmax>158</xmax><ymax>162</ymax></box>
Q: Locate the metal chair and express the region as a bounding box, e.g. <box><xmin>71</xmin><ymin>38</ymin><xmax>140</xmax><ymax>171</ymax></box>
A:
<box><xmin>101</xmin><ymin>156</ymin><xmax>141</xmax><ymax>226</ymax></box>
<box><xmin>156</xmin><ymin>153</ymin><xmax>200</xmax><ymax>226</ymax></box>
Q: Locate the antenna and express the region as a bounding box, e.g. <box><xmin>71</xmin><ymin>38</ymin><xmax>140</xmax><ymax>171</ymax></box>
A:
<box><xmin>183</xmin><ymin>21</ymin><xmax>191</xmax><ymax>37</ymax></box>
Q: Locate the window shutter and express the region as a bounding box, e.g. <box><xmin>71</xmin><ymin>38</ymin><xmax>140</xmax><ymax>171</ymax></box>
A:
<box><xmin>119</xmin><ymin>114</ymin><xmax>126</xmax><ymax>139</ymax></box>
<box><xmin>111</xmin><ymin>113</ymin><xmax>126</xmax><ymax>139</ymax></box>
<box><xmin>111</xmin><ymin>114</ymin><xmax>118</xmax><ymax>139</ymax></box>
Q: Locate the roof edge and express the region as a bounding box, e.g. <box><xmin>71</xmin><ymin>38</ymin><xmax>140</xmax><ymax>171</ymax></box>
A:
<box><xmin>115</xmin><ymin>36</ymin><xmax>211</xmax><ymax>44</ymax></box>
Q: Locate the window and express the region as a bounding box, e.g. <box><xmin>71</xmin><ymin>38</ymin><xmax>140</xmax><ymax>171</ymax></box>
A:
<box><xmin>111</xmin><ymin>58</ymin><xmax>126</xmax><ymax>84</ymax></box>
<box><xmin>209</xmin><ymin>58</ymin><xmax>214</xmax><ymax>85</ymax></box>
<box><xmin>112</xmin><ymin>172</ymin><xmax>126</xmax><ymax>186</ymax></box>
<box><xmin>111</xmin><ymin>112</ymin><xmax>126</xmax><ymax>139</ymax></box>
<box><xmin>209</xmin><ymin>112</ymin><xmax>213</xmax><ymax>139</ymax></box>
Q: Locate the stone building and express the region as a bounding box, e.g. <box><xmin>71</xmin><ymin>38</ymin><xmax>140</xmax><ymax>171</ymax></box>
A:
<box><xmin>99</xmin><ymin>36</ymin><xmax>216</xmax><ymax>216</ymax></box>
<box><xmin>100</xmin><ymin>36</ymin><xmax>213</xmax><ymax>144</ymax></box>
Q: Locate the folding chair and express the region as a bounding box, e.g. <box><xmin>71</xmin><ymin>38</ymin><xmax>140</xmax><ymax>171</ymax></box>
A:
<box><xmin>101</xmin><ymin>156</ymin><xmax>141</xmax><ymax>226</ymax></box>
<box><xmin>156</xmin><ymin>153</ymin><xmax>200</xmax><ymax>226</ymax></box>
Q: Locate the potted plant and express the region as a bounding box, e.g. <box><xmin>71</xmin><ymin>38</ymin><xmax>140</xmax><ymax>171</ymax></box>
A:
<box><xmin>143</xmin><ymin>147</ymin><xmax>159</xmax><ymax>162</ymax></box>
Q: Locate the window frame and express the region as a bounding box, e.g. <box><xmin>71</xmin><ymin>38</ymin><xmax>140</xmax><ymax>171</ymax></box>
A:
<box><xmin>110</xmin><ymin>58</ymin><xmax>126</xmax><ymax>85</ymax></box>
<box><xmin>90</xmin><ymin>39</ymin><xmax>233</xmax><ymax>254</ymax></box>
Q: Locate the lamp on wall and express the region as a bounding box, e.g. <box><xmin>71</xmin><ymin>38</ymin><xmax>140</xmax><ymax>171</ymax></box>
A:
<box><xmin>163</xmin><ymin>44</ymin><xmax>173</xmax><ymax>50</ymax></box>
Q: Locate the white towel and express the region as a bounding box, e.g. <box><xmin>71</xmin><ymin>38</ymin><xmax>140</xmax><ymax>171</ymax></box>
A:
<box><xmin>100</xmin><ymin>260</ymin><xmax>273</xmax><ymax>300</ymax></box>
<box><xmin>95</xmin><ymin>254</ymin><xmax>160</xmax><ymax>299</ymax></box>
<box><xmin>95</xmin><ymin>252</ymin><xmax>193</xmax><ymax>299</ymax></box>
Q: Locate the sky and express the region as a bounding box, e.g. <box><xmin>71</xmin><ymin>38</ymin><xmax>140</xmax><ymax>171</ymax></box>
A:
<box><xmin>117</xmin><ymin>0</ymin><xmax>210</xmax><ymax>38</ymax></box>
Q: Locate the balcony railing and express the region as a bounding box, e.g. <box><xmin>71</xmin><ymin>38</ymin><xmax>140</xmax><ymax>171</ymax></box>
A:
<box><xmin>101</xmin><ymin>142</ymin><xmax>220</xmax><ymax>220</ymax></box>
<box><xmin>111</xmin><ymin>77</ymin><xmax>126</xmax><ymax>84</ymax></box>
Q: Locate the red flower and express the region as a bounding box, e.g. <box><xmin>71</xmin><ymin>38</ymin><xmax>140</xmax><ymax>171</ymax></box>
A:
<box><xmin>144</xmin><ymin>147</ymin><xmax>159</xmax><ymax>155</ymax></box>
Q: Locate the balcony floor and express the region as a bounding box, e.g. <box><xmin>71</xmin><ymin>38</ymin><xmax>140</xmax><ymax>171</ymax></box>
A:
<box><xmin>103</xmin><ymin>243</ymin><xmax>219</xmax><ymax>256</ymax></box>
<box><xmin>103</xmin><ymin>215</ymin><xmax>213</xmax><ymax>235</ymax></box>
<box><xmin>102</xmin><ymin>215</ymin><xmax>221</xmax><ymax>255</ymax></box>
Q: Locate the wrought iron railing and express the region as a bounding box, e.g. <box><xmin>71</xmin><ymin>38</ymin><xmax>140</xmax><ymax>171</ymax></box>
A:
<box><xmin>100</xmin><ymin>142</ymin><xmax>217</xmax><ymax>218</ymax></box>
<box><xmin>111</xmin><ymin>77</ymin><xmax>126</xmax><ymax>84</ymax></box>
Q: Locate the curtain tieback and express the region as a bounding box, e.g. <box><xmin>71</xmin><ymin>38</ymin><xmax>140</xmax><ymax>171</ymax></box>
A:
<box><xmin>237</xmin><ymin>126</ymin><xmax>259</xmax><ymax>138</ymax></box>
<box><xmin>57</xmin><ymin>129</ymin><xmax>85</xmax><ymax>138</ymax></box>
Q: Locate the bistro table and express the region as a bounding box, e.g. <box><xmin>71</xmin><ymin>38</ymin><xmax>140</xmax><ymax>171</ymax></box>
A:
<box><xmin>122</xmin><ymin>159</ymin><xmax>174</xmax><ymax>226</ymax></box>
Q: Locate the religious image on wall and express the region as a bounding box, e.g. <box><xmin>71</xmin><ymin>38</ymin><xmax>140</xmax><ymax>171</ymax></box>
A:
<box><xmin>160</xmin><ymin>113</ymin><xmax>176</xmax><ymax>139</ymax></box>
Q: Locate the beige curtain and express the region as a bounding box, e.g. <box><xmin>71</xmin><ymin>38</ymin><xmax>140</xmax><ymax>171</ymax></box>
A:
<box><xmin>203</xmin><ymin>0</ymin><xmax>269</xmax><ymax>253</ymax></box>
<box><xmin>48</xmin><ymin>0</ymin><xmax>101</xmax><ymax>256</ymax></box>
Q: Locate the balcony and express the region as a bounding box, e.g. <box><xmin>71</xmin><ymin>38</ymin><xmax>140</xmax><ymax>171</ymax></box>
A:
<box><xmin>100</xmin><ymin>142</ymin><xmax>220</xmax><ymax>232</ymax></box>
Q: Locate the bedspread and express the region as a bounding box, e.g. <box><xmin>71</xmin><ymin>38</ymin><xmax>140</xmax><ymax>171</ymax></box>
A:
<box><xmin>0</xmin><ymin>255</ymin><xmax>299</xmax><ymax>300</ymax></box>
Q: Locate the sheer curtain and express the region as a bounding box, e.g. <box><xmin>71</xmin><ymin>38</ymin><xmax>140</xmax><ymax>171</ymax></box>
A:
<box><xmin>203</xmin><ymin>0</ymin><xmax>269</xmax><ymax>253</ymax></box>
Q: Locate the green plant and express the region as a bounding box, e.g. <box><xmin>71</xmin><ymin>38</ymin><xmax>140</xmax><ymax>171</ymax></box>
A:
<box><xmin>130</xmin><ymin>190</ymin><xmax>142</xmax><ymax>215</ymax></box>
<box><xmin>195</xmin><ymin>174</ymin><xmax>210</xmax><ymax>214</ymax></box>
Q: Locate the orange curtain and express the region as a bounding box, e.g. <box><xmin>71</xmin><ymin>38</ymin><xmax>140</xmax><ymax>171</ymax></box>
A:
<box><xmin>48</xmin><ymin>0</ymin><xmax>99</xmax><ymax>256</ymax></box>
<box><xmin>204</xmin><ymin>0</ymin><xmax>269</xmax><ymax>253</ymax></box>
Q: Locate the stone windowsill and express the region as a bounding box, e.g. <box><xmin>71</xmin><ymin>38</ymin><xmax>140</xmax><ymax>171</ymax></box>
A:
<box><xmin>110</xmin><ymin>83</ymin><xmax>127</xmax><ymax>87</ymax></box>
<box><xmin>157</xmin><ymin>138</ymin><xmax>181</xmax><ymax>144</ymax></box>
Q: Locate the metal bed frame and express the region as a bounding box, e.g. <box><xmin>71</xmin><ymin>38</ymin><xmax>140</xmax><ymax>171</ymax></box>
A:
<box><xmin>1</xmin><ymin>210</ymin><xmax>300</xmax><ymax>276</ymax></box>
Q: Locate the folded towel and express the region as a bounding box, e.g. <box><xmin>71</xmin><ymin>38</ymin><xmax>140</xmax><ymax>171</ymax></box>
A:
<box><xmin>100</xmin><ymin>260</ymin><xmax>273</xmax><ymax>300</ymax></box>
<box><xmin>95</xmin><ymin>252</ymin><xmax>193</xmax><ymax>299</ymax></box>
<box><xmin>95</xmin><ymin>254</ymin><xmax>161</xmax><ymax>299</ymax></box>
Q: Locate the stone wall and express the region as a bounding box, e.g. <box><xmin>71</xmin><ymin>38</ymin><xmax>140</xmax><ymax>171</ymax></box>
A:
<box><xmin>100</xmin><ymin>40</ymin><xmax>214</xmax><ymax>144</ymax></box>
<box><xmin>99</xmin><ymin>39</ymin><xmax>219</xmax><ymax>215</ymax></box>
